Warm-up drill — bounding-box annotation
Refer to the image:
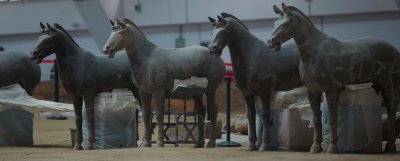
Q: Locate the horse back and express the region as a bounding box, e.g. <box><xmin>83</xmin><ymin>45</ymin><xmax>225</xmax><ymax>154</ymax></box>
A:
<box><xmin>0</xmin><ymin>51</ymin><xmax>41</xmax><ymax>94</ymax></box>
<box><xmin>90</xmin><ymin>52</ymin><xmax>135</xmax><ymax>92</ymax></box>
<box><xmin>162</xmin><ymin>46</ymin><xmax>225</xmax><ymax>78</ymax></box>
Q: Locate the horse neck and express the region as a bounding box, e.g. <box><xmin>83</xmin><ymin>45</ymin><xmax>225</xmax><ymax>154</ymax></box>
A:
<box><xmin>53</xmin><ymin>39</ymin><xmax>86</xmax><ymax>74</ymax></box>
<box><xmin>293</xmin><ymin>16</ymin><xmax>327</xmax><ymax>61</ymax></box>
<box><xmin>125</xmin><ymin>38</ymin><xmax>156</xmax><ymax>69</ymax></box>
<box><xmin>228</xmin><ymin>29</ymin><xmax>261</xmax><ymax>66</ymax></box>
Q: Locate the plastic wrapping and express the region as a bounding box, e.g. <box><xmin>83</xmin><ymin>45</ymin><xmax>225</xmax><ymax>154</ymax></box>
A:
<box><xmin>322</xmin><ymin>83</ymin><xmax>382</xmax><ymax>153</ymax></box>
<box><xmin>277</xmin><ymin>107</ymin><xmax>313</xmax><ymax>151</ymax></box>
<box><xmin>0</xmin><ymin>84</ymin><xmax>73</xmax><ymax>112</ymax></box>
<box><xmin>255</xmin><ymin>87</ymin><xmax>311</xmax><ymax>150</ymax></box>
<box><xmin>0</xmin><ymin>106</ymin><xmax>33</xmax><ymax>146</ymax></box>
<box><xmin>0</xmin><ymin>84</ymin><xmax>72</xmax><ymax>146</ymax></box>
<box><xmin>81</xmin><ymin>89</ymin><xmax>138</xmax><ymax>149</ymax></box>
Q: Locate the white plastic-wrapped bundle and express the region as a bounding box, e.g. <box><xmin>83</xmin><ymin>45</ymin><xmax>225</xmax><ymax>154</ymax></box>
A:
<box><xmin>82</xmin><ymin>89</ymin><xmax>138</xmax><ymax>149</ymax></box>
<box><xmin>255</xmin><ymin>87</ymin><xmax>312</xmax><ymax>151</ymax></box>
<box><xmin>277</xmin><ymin>105</ymin><xmax>313</xmax><ymax>151</ymax></box>
<box><xmin>0</xmin><ymin>84</ymin><xmax>74</xmax><ymax>146</ymax></box>
<box><xmin>322</xmin><ymin>83</ymin><xmax>382</xmax><ymax>153</ymax></box>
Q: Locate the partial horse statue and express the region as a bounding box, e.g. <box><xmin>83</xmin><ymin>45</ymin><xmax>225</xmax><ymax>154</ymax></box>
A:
<box><xmin>103</xmin><ymin>18</ymin><xmax>225</xmax><ymax>148</ymax></box>
<box><xmin>267</xmin><ymin>3</ymin><xmax>399</xmax><ymax>153</ymax></box>
<box><xmin>0</xmin><ymin>51</ymin><xmax>41</xmax><ymax>95</ymax></box>
<box><xmin>30</xmin><ymin>23</ymin><xmax>141</xmax><ymax>150</ymax></box>
<box><xmin>208</xmin><ymin>13</ymin><xmax>302</xmax><ymax>151</ymax></box>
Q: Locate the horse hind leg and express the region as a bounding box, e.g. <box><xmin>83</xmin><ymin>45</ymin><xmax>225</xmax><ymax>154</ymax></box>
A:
<box><xmin>18</xmin><ymin>81</ymin><xmax>33</xmax><ymax>96</ymax></box>
<box><xmin>376</xmin><ymin>76</ymin><xmax>397</xmax><ymax>152</ymax></box>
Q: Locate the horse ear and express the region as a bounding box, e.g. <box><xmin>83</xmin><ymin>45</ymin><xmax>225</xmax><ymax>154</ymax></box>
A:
<box><xmin>282</xmin><ymin>3</ymin><xmax>287</xmax><ymax>11</ymax></box>
<box><xmin>273</xmin><ymin>5</ymin><xmax>284</xmax><ymax>16</ymax></box>
<box><xmin>46</xmin><ymin>23</ymin><xmax>55</xmax><ymax>30</ymax></box>
<box><xmin>40</xmin><ymin>22</ymin><xmax>46</xmax><ymax>33</ymax></box>
<box><xmin>40</xmin><ymin>22</ymin><xmax>45</xmax><ymax>30</ymax></box>
<box><xmin>116</xmin><ymin>19</ymin><xmax>126</xmax><ymax>29</ymax></box>
<box><xmin>281</xmin><ymin>3</ymin><xmax>293</xmax><ymax>17</ymax></box>
<box><xmin>208</xmin><ymin>17</ymin><xmax>216</xmax><ymax>23</ymax></box>
<box><xmin>109</xmin><ymin>19</ymin><xmax>115</xmax><ymax>26</ymax></box>
<box><xmin>217</xmin><ymin>15</ymin><xmax>225</xmax><ymax>23</ymax></box>
<box><xmin>208</xmin><ymin>17</ymin><xmax>216</xmax><ymax>26</ymax></box>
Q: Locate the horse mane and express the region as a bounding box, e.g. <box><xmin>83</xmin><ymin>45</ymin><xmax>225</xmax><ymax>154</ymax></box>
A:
<box><xmin>53</xmin><ymin>23</ymin><xmax>80</xmax><ymax>47</ymax></box>
<box><xmin>220</xmin><ymin>12</ymin><xmax>249</xmax><ymax>31</ymax></box>
<box><xmin>121</xmin><ymin>18</ymin><xmax>146</xmax><ymax>37</ymax></box>
<box><xmin>286</xmin><ymin>6</ymin><xmax>315</xmax><ymax>28</ymax></box>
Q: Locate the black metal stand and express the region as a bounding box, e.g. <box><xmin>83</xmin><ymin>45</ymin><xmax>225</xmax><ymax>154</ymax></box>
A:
<box><xmin>53</xmin><ymin>59</ymin><xmax>59</xmax><ymax>102</ymax></box>
<box><xmin>217</xmin><ymin>76</ymin><xmax>241</xmax><ymax>147</ymax></box>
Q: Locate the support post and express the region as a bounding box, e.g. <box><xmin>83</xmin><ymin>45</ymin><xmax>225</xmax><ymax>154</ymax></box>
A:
<box><xmin>217</xmin><ymin>76</ymin><xmax>241</xmax><ymax>147</ymax></box>
<box><xmin>53</xmin><ymin>59</ymin><xmax>59</xmax><ymax>102</ymax></box>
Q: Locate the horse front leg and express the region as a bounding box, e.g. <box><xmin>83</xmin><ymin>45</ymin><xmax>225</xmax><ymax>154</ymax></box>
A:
<box><xmin>243</xmin><ymin>94</ymin><xmax>256</xmax><ymax>151</ymax></box>
<box><xmin>308</xmin><ymin>90</ymin><xmax>323</xmax><ymax>154</ymax></box>
<box><xmin>140</xmin><ymin>90</ymin><xmax>153</xmax><ymax>147</ymax></box>
<box><xmin>259</xmin><ymin>91</ymin><xmax>272</xmax><ymax>151</ymax></box>
<box><xmin>205</xmin><ymin>89</ymin><xmax>218</xmax><ymax>148</ymax></box>
<box><xmin>72</xmin><ymin>96</ymin><xmax>83</xmax><ymax>150</ymax></box>
<box><xmin>83</xmin><ymin>95</ymin><xmax>95</xmax><ymax>150</ymax></box>
<box><xmin>325</xmin><ymin>90</ymin><xmax>340</xmax><ymax>154</ymax></box>
<box><xmin>154</xmin><ymin>89</ymin><xmax>166</xmax><ymax>147</ymax></box>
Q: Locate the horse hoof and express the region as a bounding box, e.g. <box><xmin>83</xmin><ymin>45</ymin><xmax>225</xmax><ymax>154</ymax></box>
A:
<box><xmin>83</xmin><ymin>145</ymin><xmax>93</xmax><ymax>150</ymax></box>
<box><xmin>193</xmin><ymin>144</ymin><xmax>204</xmax><ymax>148</ymax></box>
<box><xmin>327</xmin><ymin>146</ymin><xmax>338</xmax><ymax>154</ymax></box>
<box><xmin>258</xmin><ymin>145</ymin><xmax>268</xmax><ymax>152</ymax></box>
<box><xmin>246</xmin><ymin>145</ymin><xmax>257</xmax><ymax>151</ymax></box>
<box><xmin>309</xmin><ymin>146</ymin><xmax>322</xmax><ymax>154</ymax></box>
<box><xmin>206</xmin><ymin>142</ymin><xmax>216</xmax><ymax>148</ymax></box>
<box><xmin>156</xmin><ymin>142</ymin><xmax>164</xmax><ymax>147</ymax></box>
<box><xmin>73</xmin><ymin>144</ymin><xmax>83</xmax><ymax>150</ymax></box>
<box><xmin>142</xmin><ymin>142</ymin><xmax>152</xmax><ymax>147</ymax></box>
<box><xmin>384</xmin><ymin>144</ymin><xmax>396</xmax><ymax>153</ymax></box>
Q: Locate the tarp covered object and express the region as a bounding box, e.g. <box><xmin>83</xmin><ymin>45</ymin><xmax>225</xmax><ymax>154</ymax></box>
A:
<box><xmin>0</xmin><ymin>84</ymin><xmax>73</xmax><ymax>146</ymax></box>
<box><xmin>81</xmin><ymin>89</ymin><xmax>138</xmax><ymax>149</ymax></box>
<box><xmin>322</xmin><ymin>83</ymin><xmax>382</xmax><ymax>153</ymax></box>
<box><xmin>0</xmin><ymin>107</ymin><xmax>33</xmax><ymax>146</ymax></box>
<box><xmin>0</xmin><ymin>84</ymin><xmax>73</xmax><ymax>112</ymax></box>
<box><xmin>255</xmin><ymin>87</ymin><xmax>312</xmax><ymax>151</ymax></box>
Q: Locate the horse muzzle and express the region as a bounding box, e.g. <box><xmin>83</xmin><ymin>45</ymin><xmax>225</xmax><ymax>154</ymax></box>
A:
<box><xmin>267</xmin><ymin>37</ymin><xmax>281</xmax><ymax>52</ymax></box>
<box><xmin>30</xmin><ymin>50</ymin><xmax>44</xmax><ymax>64</ymax></box>
<box><xmin>209</xmin><ymin>45</ymin><xmax>223</xmax><ymax>58</ymax></box>
<box><xmin>102</xmin><ymin>46</ymin><xmax>116</xmax><ymax>58</ymax></box>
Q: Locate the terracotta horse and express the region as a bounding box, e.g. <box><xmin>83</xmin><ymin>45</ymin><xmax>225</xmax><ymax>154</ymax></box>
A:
<box><xmin>208</xmin><ymin>13</ymin><xmax>302</xmax><ymax>151</ymax></box>
<box><xmin>103</xmin><ymin>18</ymin><xmax>225</xmax><ymax>148</ymax></box>
<box><xmin>268</xmin><ymin>3</ymin><xmax>399</xmax><ymax>153</ymax></box>
<box><xmin>0</xmin><ymin>51</ymin><xmax>41</xmax><ymax>95</ymax></box>
<box><xmin>31</xmin><ymin>23</ymin><xmax>141</xmax><ymax>150</ymax></box>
